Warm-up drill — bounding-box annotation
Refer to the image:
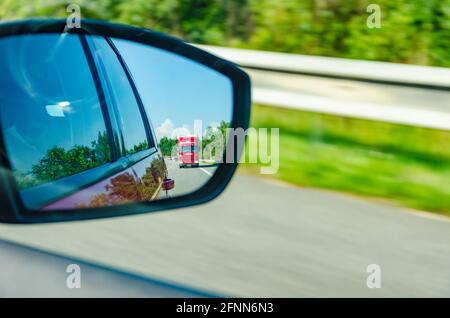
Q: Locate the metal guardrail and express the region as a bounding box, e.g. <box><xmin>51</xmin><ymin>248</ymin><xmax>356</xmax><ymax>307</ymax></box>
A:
<box><xmin>199</xmin><ymin>45</ymin><xmax>450</xmax><ymax>90</ymax></box>
<box><xmin>198</xmin><ymin>45</ymin><xmax>450</xmax><ymax>131</ymax></box>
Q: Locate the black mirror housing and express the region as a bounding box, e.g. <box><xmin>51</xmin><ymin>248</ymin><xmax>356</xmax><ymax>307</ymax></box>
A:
<box><xmin>0</xmin><ymin>19</ymin><xmax>251</xmax><ymax>223</ymax></box>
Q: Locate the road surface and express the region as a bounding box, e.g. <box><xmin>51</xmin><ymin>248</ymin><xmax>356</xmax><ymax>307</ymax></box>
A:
<box><xmin>163</xmin><ymin>157</ymin><xmax>216</xmax><ymax>198</ymax></box>
<box><xmin>0</xmin><ymin>173</ymin><xmax>449</xmax><ymax>297</ymax></box>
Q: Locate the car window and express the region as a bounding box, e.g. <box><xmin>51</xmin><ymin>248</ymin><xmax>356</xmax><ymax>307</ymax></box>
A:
<box><xmin>90</xmin><ymin>36</ymin><xmax>150</xmax><ymax>156</ymax></box>
<box><xmin>0</xmin><ymin>34</ymin><xmax>112</xmax><ymax>189</ymax></box>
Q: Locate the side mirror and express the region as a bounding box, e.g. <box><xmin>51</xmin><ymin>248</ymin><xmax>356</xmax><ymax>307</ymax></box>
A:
<box><xmin>162</xmin><ymin>178</ymin><xmax>175</xmax><ymax>192</ymax></box>
<box><xmin>0</xmin><ymin>19</ymin><xmax>250</xmax><ymax>223</ymax></box>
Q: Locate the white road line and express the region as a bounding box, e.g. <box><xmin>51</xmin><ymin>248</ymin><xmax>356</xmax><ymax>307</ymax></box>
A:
<box><xmin>200</xmin><ymin>168</ymin><xmax>212</xmax><ymax>176</ymax></box>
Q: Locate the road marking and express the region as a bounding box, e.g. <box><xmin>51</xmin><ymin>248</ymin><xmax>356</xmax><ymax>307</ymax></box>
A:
<box><xmin>200</xmin><ymin>168</ymin><xmax>212</xmax><ymax>176</ymax></box>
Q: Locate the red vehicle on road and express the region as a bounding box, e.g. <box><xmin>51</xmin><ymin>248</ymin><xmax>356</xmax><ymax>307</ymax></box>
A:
<box><xmin>178</xmin><ymin>135</ymin><xmax>199</xmax><ymax>168</ymax></box>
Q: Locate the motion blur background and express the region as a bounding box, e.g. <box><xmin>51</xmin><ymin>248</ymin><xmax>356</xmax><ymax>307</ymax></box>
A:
<box><xmin>0</xmin><ymin>0</ymin><xmax>449</xmax><ymax>297</ymax></box>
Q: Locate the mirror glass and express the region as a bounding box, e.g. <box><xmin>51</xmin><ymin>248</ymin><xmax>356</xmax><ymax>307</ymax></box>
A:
<box><xmin>0</xmin><ymin>33</ymin><xmax>233</xmax><ymax>210</ymax></box>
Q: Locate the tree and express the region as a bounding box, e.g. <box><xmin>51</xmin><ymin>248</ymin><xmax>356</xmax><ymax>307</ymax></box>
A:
<box><xmin>200</xmin><ymin>121</ymin><xmax>230</xmax><ymax>160</ymax></box>
<box><xmin>28</xmin><ymin>131</ymin><xmax>111</xmax><ymax>186</ymax></box>
<box><xmin>91</xmin><ymin>131</ymin><xmax>112</xmax><ymax>163</ymax></box>
<box><xmin>127</xmin><ymin>140</ymin><xmax>149</xmax><ymax>155</ymax></box>
<box><xmin>1</xmin><ymin>0</ymin><xmax>447</xmax><ymax>66</ymax></box>
<box><xmin>158</xmin><ymin>136</ymin><xmax>177</xmax><ymax>156</ymax></box>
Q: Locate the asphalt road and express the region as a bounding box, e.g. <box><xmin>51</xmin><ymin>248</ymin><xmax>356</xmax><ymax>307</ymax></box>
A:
<box><xmin>163</xmin><ymin>157</ymin><xmax>217</xmax><ymax>198</ymax></box>
<box><xmin>0</xmin><ymin>173</ymin><xmax>449</xmax><ymax>297</ymax></box>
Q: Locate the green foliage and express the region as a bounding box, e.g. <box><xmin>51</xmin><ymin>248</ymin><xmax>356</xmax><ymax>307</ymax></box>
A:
<box><xmin>157</xmin><ymin>120</ymin><xmax>230</xmax><ymax>158</ymax></box>
<box><xmin>17</xmin><ymin>131</ymin><xmax>111</xmax><ymax>188</ymax></box>
<box><xmin>1</xmin><ymin>0</ymin><xmax>448</xmax><ymax>66</ymax></box>
<box><xmin>92</xmin><ymin>131</ymin><xmax>112</xmax><ymax>162</ymax></box>
<box><xmin>126</xmin><ymin>140</ymin><xmax>149</xmax><ymax>155</ymax></box>
<box><xmin>241</xmin><ymin>104</ymin><xmax>450</xmax><ymax>214</ymax></box>
<box><xmin>201</xmin><ymin>120</ymin><xmax>230</xmax><ymax>159</ymax></box>
<box><xmin>217</xmin><ymin>120</ymin><xmax>230</xmax><ymax>139</ymax></box>
<box><xmin>31</xmin><ymin>146</ymin><xmax>94</xmax><ymax>182</ymax></box>
<box><xmin>158</xmin><ymin>137</ymin><xmax>177</xmax><ymax>156</ymax></box>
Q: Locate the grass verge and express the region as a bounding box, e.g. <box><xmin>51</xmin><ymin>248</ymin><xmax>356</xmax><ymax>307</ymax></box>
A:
<box><xmin>240</xmin><ymin>104</ymin><xmax>450</xmax><ymax>215</ymax></box>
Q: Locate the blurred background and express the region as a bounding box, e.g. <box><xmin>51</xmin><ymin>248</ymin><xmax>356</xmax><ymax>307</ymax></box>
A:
<box><xmin>0</xmin><ymin>0</ymin><xmax>449</xmax><ymax>297</ymax></box>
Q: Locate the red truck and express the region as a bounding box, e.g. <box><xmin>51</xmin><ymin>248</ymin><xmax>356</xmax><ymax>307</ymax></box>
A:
<box><xmin>178</xmin><ymin>135</ymin><xmax>199</xmax><ymax>168</ymax></box>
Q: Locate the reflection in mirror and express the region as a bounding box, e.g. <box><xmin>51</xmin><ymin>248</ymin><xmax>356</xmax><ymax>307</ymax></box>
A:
<box><xmin>0</xmin><ymin>33</ymin><xmax>233</xmax><ymax>210</ymax></box>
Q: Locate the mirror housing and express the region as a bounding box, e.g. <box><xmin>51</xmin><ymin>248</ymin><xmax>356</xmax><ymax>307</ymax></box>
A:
<box><xmin>0</xmin><ymin>19</ymin><xmax>251</xmax><ymax>223</ymax></box>
<box><xmin>162</xmin><ymin>179</ymin><xmax>175</xmax><ymax>192</ymax></box>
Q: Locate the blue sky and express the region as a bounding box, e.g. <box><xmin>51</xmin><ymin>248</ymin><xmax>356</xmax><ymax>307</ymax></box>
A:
<box><xmin>113</xmin><ymin>38</ymin><xmax>233</xmax><ymax>141</ymax></box>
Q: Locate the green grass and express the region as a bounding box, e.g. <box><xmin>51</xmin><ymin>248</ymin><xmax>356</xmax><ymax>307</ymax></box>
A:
<box><xmin>240</xmin><ymin>104</ymin><xmax>450</xmax><ymax>215</ymax></box>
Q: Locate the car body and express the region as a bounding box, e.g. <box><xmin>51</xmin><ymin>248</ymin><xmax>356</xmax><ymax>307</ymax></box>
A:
<box><xmin>177</xmin><ymin>135</ymin><xmax>199</xmax><ymax>168</ymax></box>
